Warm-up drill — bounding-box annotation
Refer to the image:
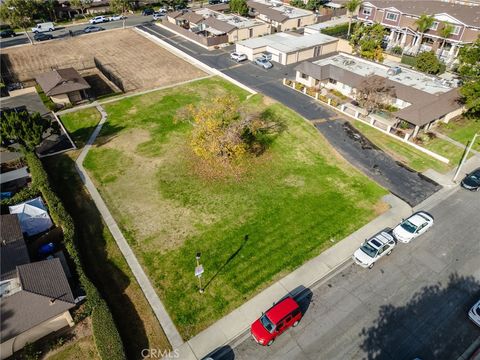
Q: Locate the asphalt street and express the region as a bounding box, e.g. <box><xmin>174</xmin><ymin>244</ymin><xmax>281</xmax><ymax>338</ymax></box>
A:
<box><xmin>0</xmin><ymin>14</ymin><xmax>154</xmax><ymax>48</ymax></box>
<box><xmin>138</xmin><ymin>24</ymin><xmax>441</xmax><ymax>206</ymax></box>
<box><xmin>229</xmin><ymin>188</ymin><xmax>480</xmax><ymax>360</ymax></box>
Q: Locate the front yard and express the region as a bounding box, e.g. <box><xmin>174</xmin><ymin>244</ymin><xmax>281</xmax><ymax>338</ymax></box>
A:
<box><xmin>75</xmin><ymin>77</ymin><xmax>387</xmax><ymax>339</ymax></box>
<box><xmin>437</xmin><ymin>116</ymin><xmax>480</xmax><ymax>152</ymax></box>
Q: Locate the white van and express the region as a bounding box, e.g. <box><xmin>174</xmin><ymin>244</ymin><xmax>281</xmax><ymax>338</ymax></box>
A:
<box><xmin>31</xmin><ymin>22</ymin><xmax>55</xmax><ymax>33</ymax></box>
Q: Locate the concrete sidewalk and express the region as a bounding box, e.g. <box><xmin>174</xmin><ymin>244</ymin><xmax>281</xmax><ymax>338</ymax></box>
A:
<box><xmin>174</xmin><ymin>194</ymin><xmax>412</xmax><ymax>360</ymax></box>
<box><xmin>75</xmin><ymin>105</ymin><xmax>184</xmax><ymax>349</ymax></box>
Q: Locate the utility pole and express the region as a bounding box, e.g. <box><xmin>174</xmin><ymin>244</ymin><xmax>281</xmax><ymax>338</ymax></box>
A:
<box><xmin>453</xmin><ymin>133</ymin><xmax>479</xmax><ymax>183</ymax></box>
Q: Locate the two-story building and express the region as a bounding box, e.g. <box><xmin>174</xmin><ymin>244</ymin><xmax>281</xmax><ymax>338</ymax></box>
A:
<box><xmin>247</xmin><ymin>0</ymin><xmax>317</xmax><ymax>32</ymax></box>
<box><xmin>356</xmin><ymin>0</ymin><xmax>480</xmax><ymax>64</ymax></box>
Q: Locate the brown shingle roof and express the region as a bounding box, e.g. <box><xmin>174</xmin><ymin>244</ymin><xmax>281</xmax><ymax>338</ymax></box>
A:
<box><xmin>35</xmin><ymin>68</ymin><xmax>91</xmax><ymax>96</ymax></box>
<box><xmin>202</xmin><ymin>16</ymin><xmax>237</xmax><ymax>33</ymax></box>
<box><xmin>247</xmin><ymin>1</ymin><xmax>289</xmax><ymax>22</ymax></box>
<box><xmin>366</xmin><ymin>0</ymin><xmax>480</xmax><ymax>27</ymax></box>
<box><xmin>0</xmin><ymin>215</ymin><xmax>29</xmax><ymax>281</ymax></box>
<box><xmin>0</xmin><ymin>259</ymin><xmax>75</xmax><ymax>342</ymax></box>
<box><xmin>295</xmin><ymin>59</ymin><xmax>462</xmax><ymax>126</ymax></box>
<box><xmin>181</xmin><ymin>12</ymin><xmax>204</xmax><ymax>24</ymax></box>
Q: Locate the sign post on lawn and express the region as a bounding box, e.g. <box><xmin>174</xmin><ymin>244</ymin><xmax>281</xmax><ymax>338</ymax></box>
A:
<box><xmin>195</xmin><ymin>252</ymin><xmax>204</xmax><ymax>294</ymax></box>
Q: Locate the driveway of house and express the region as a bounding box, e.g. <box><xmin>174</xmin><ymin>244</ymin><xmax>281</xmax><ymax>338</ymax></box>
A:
<box><xmin>137</xmin><ymin>24</ymin><xmax>441</xmax><ymax>206</ymax></box>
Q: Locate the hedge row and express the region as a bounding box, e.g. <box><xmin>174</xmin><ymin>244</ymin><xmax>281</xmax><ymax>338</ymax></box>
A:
<box><xmin>401</xmin><ymin>54</ymin><xmax>417</xmax><ymax>67</ymax></box>
<box><xmin>23</xmin><ymin>152</ymin><xmax>126</xmax><ymax>360</ymax></box>
<box><xmin>35</xmin><ymin>85</ymin><xmax>57</xmax><ymax>111</ymax></box>
<box><xmin>321</xmin><ymin>23</ymin><xmax>349</xmax><ymax>37</ymax></box>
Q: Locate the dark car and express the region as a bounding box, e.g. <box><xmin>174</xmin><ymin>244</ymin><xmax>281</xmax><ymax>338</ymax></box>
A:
<box><xmin>0</xmin><ymin>29</ymin><xmax>16</xmax><ymax>38</ymax></box>
<box><xmin>83</xmin><ymin>25</ymin><xmax>105</xmax><ymax>33</ymax></box>
<box><xmin>34</xmin><ymin>32</ymin><xmax>53</xmax><ymax>41</ymax></box>
<box><xmin>461</xmin><ymin>168</ymin><xmax>480</xmax><ymax>191</ymax></box>
<box><xmin>208</xmin><ymin>0</ymin><xmax>221</xmax><ymax>4</ymax></box>
<box><xmin>142</xmin><ymin>8</ymin><xmax>154</xmax><ymax>15</ymax></box>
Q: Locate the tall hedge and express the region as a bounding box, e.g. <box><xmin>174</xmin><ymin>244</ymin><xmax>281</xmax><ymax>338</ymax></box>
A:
<box><xmin>23</xmin><ymin>152</ymin><xmax>126</xmax><ymax>360</ymax></box>
<box><xmin>321</xmin><ymin>23</ymin><xmax>349</xmax><ymax>37</ymax></box>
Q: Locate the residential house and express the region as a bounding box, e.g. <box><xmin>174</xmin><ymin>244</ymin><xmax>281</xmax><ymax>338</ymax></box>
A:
<box><xmin>163</xmin><ymin>8</ymin><xmax>269</xmax><ymax>47</ymax></box>
<box><xmin>294</xmin><ymin>53</ymin><xmax>463</xmax><ymax>138</ymax></box>
<box><xmin>35</xmin><ymin>68</ymin><xmax>91</xmax><ymax>106</ymax></box>
<box><xmin>247</xmin><ymin>0</ymin><xmax>317</xmax><ymax>32</ymax></box>
<box><xmin>0</xmin><ymin>215</ymin><xmax>75</xmax><ymax>359</ymax></box>
<box><xmin>236</xmin><ymin>32</ymin><xmax>338</xmax><ymax>64</ymax></box>
<box><xmin>357</xmin><ymin>0</ymin><xmax>480</xmax><ymax>64</ymax></box>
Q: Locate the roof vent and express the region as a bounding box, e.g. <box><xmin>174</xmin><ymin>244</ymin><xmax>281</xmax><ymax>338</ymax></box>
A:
<box><xmin>343</xmin><ymin>59</ymin><xmax>355</xmax><ymax>66</ymax></box>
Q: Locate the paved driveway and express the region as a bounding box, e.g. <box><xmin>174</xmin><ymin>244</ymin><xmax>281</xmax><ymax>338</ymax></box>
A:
<box><xmin>232</xmin><ymin>188</ymin><xmax>480</xmax><ymax>360</ymax></box>
<box><xmin>137</xmin><ymin>24</ymin><xmax>440</xmax><ymax>206</ymax></box>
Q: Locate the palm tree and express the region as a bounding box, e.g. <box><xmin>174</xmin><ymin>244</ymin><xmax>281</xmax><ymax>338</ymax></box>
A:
<box><xmin>439</xmin><ymin>22</ymin><xmax>454</xmax><ymax>54</ymax></box>
<box><xmin>346</xmin><ymin>0</ymin><xmax>362</xmax><ymax>37</ymax></box>
<box><xmin>414</xmin><ymin>14</ymin><xmax>435</xmax><ymax>55</ymax></box>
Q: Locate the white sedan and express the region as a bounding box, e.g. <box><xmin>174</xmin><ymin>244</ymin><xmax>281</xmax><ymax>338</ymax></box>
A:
<box><xmin>230</xmin><ymin>52</ymin><xmax>247</xmax><ymax>62</ymax></box>
<box><xmin>392</xmin><ymin>211</ymin><xmax>434</xmax><ymax>243</ymax></box>
<box><xmin>109</xmin><ymin>14</ymin><xmax>126</xmax><ymax>21</ymax></box>
<box><xmin>469</xmin><ymin>299</ymin><xmax>480</xmax><ymax>326</ymax></box>
<box><xmin>353</xmin><ymin>231</ymin><xmax>396</xmax><ymax>269</ymax></box>
<box><xmin>90</xmin><ymin>16</ymin><xmax>109</xmax><ymax>24</ymax></box>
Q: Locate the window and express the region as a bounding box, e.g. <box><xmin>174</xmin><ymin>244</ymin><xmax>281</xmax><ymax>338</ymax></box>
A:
<box><xmin>385</xmin><ymin>12</ymin><xmax>398</xmax><ymax>21</ymax></box>
<box><xmin>452</xmin><ymin>25</ymin><xmax>461</xmax><ymax>35</ymax></box>
<box><xmin>430</xmin><ymin>21</ymin><xmax>439</xmax><ymax>30</ymax></box>
<box><xmin>300</xmin><ymin>72</ymin><xmax>308</xmax><ymax>79</ymax></box>
<box><xmin>362</xmin><ymin>7</ymin><xmax>372</xmax><ymax>16</ymax></box>
<box><xmin>329</xmin><ymin>78</ymin><xmax>337</xmax><ymax>84</ymax></box>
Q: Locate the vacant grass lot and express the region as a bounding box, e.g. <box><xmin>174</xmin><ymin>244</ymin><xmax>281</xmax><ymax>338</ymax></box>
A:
<box><xmin>82</xmin><ymin>77</ymin><xmax>387</xmax><ymax>338</ymax></box>
<box><xmin>44</xmin><ymin>154</ymin><xmax>170</xmax><ymax>359</ymax></box>
<box><xmin>437</xmin><ymin>117</ymin><xmax>480</xmax><ymax>152</ymax></box>
<box><xmin>61</xmin><ymin>108</ymin><xmax>102</xmax><ymax>148</ymax></box>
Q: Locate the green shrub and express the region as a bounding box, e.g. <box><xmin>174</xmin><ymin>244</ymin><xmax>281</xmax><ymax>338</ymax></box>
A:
<box><xmin>401</xmin><ymin>54</ymin><xmax>417</xmax><ymax>67</ymax></box>
<box><xmin>321</xmin><ymin>23</ymin><xmax>349</xmax><ymax>37</ymax></box>
<box><xmin>22</xmin><ymin>151</ymin><xmax>126</xmax><ymax>360</ymax></box>
<box><xmin>35</xmin><ymin>85</ymin><xmax>57</xmax><ymax>111</ymax></box>
<box><xmin>415</xmin><ymin>51</ymin><xmax>444</xmax><ymax>74</ymax></box>
<box><xmin>294</xmin><ymin>82</ymin><xmax>305</xmax><ymax>91</ymax></box>
<box><xmin>391</xmin><ymin>46</ymin><xmax>403</xmax><ymax>55</ymax></box>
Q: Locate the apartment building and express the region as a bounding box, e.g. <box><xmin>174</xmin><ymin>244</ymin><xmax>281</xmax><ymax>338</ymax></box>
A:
<box><xmin>357</xmin><ymin>0</ymin><xmax>480</xmax><ymax>63</ymax></box>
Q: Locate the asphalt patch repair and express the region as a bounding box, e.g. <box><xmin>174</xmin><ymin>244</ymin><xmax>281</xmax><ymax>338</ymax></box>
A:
<box><xmin>315</xmin><ymin>120</ymin><xmax>441</xmax><ymax>207</ymax></box>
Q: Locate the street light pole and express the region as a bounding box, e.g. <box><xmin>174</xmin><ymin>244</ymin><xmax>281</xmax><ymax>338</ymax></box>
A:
<box><xmin>453</xmin><ymin>132</ymin><xmax>479</xmax><ymax>183</ymax></box>
<box><xmin>195</xmin><ymin>252</ymin><xmax>204</xmax><ymax>294</ymax></box>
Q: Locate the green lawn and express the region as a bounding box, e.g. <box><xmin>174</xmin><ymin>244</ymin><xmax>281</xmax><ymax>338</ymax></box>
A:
<box><xmin>352</xmin><ymin>121</ymin><xmax>452</xmax><ymax>173</ymax></box>
<box><xmin>46</xmin><ymin>336</ymin><xmax>99</xmax><ymax>360</ymax></box>
<box><xmin>44</xmin><ymin>154</ymin><xmax>171</xmax><ymax>359</ymax></box>
<box><xmin>81</xmin><ymin>77</ymin><xmax>387</xmax><ymax>338</ymax></box>
<box><xmin>60</xmin><ymin>108</ymin><xmax>102</xmax><ymax>148</ymax></box>
<box><xmin>437</xmin><ymin>116</ymin><xmax>480</xmax><ymax>152</ymax></box>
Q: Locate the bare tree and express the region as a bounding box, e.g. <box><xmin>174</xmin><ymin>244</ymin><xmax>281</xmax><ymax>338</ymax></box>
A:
<box><xmin>355</xmin><ymin>76</ymin><xmax>396</xmax><ymax>114</ymax></box>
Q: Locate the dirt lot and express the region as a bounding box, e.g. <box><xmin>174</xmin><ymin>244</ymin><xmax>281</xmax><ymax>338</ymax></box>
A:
<box><xmin>1</xmin><ymin>29</ymin><xmax>206</xmax><ymax>92</ymax></box>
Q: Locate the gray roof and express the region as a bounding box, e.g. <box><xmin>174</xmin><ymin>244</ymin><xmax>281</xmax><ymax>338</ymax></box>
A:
<box><xmin>181</xmin><ymin>12</ymin><xmax>204</xmax><ymax>24</ymax></box>
<box><xmin>0</xmin><ymin>214</ymin><xmax>29</xmax><ymax>281</ymax></box>
<box><xmin>295</xmin><ymin>59</ymin><xmax>462</xmax><ymax>126</ymax></box>
<box><xmin>238</xmin><ymin>32</ymin><xmax>338</xmax><ymax>53</ymax></box>
<box><xmin>247</xmin><ymin>1</ymin><xmax>289</xmax><ymax>22</ymax></box>
<box><xmin>1</xmin><ymin>259</ymin><xmax>75</xmax><ymax>342</ymax></box>
<box><xmin>365</xmin><ymin>0</ymin><xmax>480</xmax><ymax>27</ymax></box>
<box><xmin>202</xmin><ymin>16</ymin><xmax>237</xmax><ymax>33</ymax></box>
<box><xmin>35</xmin><ymin>68</ymin><xmax>91</xmax><ymax>97</ymax></box>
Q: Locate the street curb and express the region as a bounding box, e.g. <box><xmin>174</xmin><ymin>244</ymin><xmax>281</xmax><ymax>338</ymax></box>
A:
<box><xmin>457</xmin><ymin>336</ymin><xmax>480</xmax><ymax>360</ymax></box>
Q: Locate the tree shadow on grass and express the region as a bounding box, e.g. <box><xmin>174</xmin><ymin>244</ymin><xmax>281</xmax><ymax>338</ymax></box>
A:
<box><xmin>359</xmin><ymin>273</ymin><xmax>480</xmax><ymax>360</ymax></box>
<box><xmin>66</xmin><ymin>122</ymin><xmax>125</xmax><ymax>149</ymax></box>
<box><xmin>43</xmin><ymin>154</ymin><xmax>157</xmax><ymax>360</ymax></box>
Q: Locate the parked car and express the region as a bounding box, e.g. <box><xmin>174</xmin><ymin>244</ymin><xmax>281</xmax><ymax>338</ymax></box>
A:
<box><xmin>254</xmin><ymin>57</ymin><xmax>273</xmax><ymax>69</ymax></box>
<box><xmin>153</xmin><ymin>12</ymin><xmax>165</xmax><ymax>20</ymax></box>
<box><xmin>469</xmin><ymin>299</ymin><xmax>480</xmax><ymax>326</ymax></box>
<box><xmin>31</xmin><ymin>22</ymin><xmax>55</xmax><ymax>33</ymax></box>
<box><xmin>251</xmin><ymin>297</ymin><xmax>302</xmax><ymax>346</ymax></box>
<box><xmin>109</xmin><ymin>14</ymin><xmax>126</xmax><ymax>21</ymax></box>
<box><xmin>34</xmin><ymin>32</ymin><xmax>53</xmax><ymax>41</ymax></box>
<box><xmin>230</xmin><ymin>52</ymin><xmax>247</xmax><ymax>62</ymax></box>
<box><xmin>142</xmin><ymin>8</ymin><xmax>155</xmax><ymax>15</ymax></box>
<box><xmin>90</xmin><ymin>16</ymin><xmax>109</xmax><ymax>24</ymax></box>
<box><xmin>392</xmin><ymin>211</ymin><xmax>434</xmax><ymax>243</ymax></box>
<box><xmin>0</xmin><ymin>29</ymin><xmax>16</xmax><ymax>38</ymax></box>
<box><xmin>461</xmin><ymin>168</ymin><xmax>480</xmax><ymax>191</ymax></box>
<box><xmin>353</xmin><ymin>231</ymin><xmax>396</xmax><ymax>269</ymax></box>
<box><xmin>208</xmin><ymin>0</ymin><xmax>221</xmax><ymax>4</ymax></box>
<box><xmin>83</xmin><ymin>26</ymin><xmax>105</xmax><ymax>33</ymax></box>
